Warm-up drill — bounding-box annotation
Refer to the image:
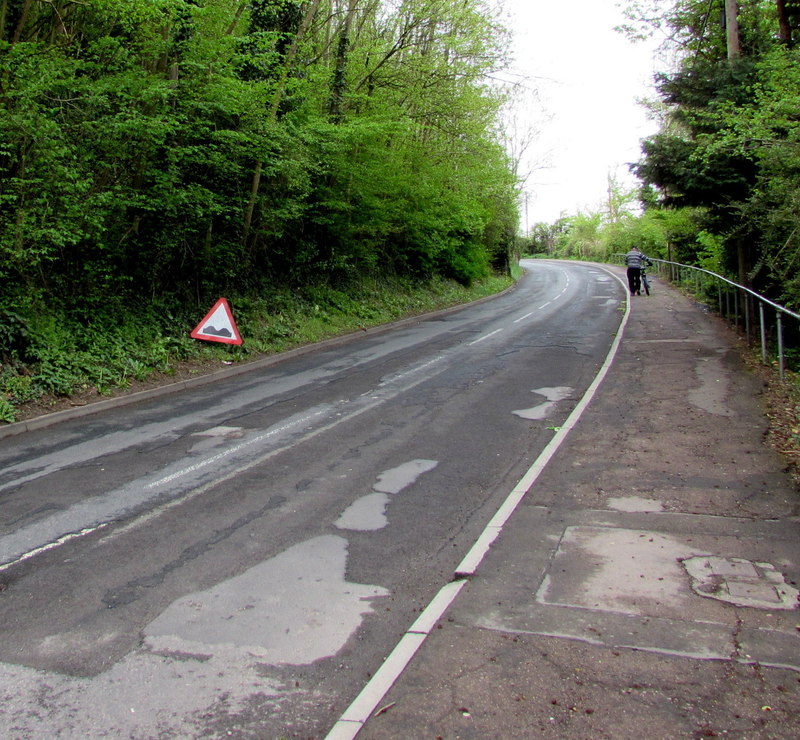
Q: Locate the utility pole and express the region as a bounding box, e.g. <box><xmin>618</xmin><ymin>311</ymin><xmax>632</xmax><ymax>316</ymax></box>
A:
<box><xmin>524</xmin><ymin>192</ymin><xmax>529</xmax><ymax>237</ymax></box>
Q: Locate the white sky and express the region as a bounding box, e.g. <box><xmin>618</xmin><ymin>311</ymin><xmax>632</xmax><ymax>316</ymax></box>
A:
<box><xmin>498</xmin><ymin>0</ymin><xmax>663</xmax><ymax>228</ymax></box>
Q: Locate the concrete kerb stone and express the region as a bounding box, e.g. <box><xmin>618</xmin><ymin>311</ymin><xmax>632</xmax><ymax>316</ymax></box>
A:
<box><xmin>354</xmin><ymin>266</ymin><xmax>800</xmax><ymax>740</ymax></box>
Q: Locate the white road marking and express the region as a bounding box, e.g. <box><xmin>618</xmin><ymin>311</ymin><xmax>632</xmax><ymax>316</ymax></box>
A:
<box><xmin>146</xmin><ymin>411</ymin><xmax>325</xmax><ymax>490</ymax></box>
<box><xmin>327</xmin><ymin>580</ymin><xmax>467</xmax><ymax>738</ymax></box>
<box><xmin>325</xmin><ymin>265</ymin><xmax>630</xmax><ymax>739</ymax></box>
<box><xmin>0</xmin><ymin>525</ymin><xmax>109</xmax><ymax>573</ymax></box>
<box><xmin>468</xmin><ymin>328</ymin><xmax>503</xmax><ymax>345</ymax></box>
<box><xmin>378</xmin><ymin>355</ymin><xmax>444</xmax><ymax>385</ymax></box>
<box><xmin>192</xmin><ymin>426</ymin><xmax>244</xmax><ymax>437</ymax></box>
<box><xmin>0</xmin><ymin>359</ymin><xmax>451</xmax><ymax>567</ymax></box>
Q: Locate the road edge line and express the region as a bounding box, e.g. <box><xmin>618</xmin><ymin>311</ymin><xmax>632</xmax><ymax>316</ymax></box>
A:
<box><xmin>325</xmin><ymin>265</ymin><xmax>631</xmax><ymax>739</ymax></box>
<box><xmin>455</xmin><ymin>265</ymin><xmax>631</xmax><ymax>575</ymax></box>
<box><xmin>326</xmin><ymin>580</ymin><xmax>468</xmax><ymax>740</ymax></box>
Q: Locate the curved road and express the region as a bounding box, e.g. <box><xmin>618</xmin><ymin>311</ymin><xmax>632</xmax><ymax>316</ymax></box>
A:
<box><xmin>0</xmin><ymin>260</ymin><xmax>626</xmax><ymax>739</ymax></box>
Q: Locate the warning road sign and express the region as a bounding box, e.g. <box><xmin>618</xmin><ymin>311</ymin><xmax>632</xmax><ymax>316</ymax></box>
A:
<box><xmin>190</xmin><ymin>298</ymin><xmax>243</xmax><ymax>345</ymax></box>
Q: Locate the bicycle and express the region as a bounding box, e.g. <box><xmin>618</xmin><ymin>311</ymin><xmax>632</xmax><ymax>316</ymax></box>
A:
<box><xmin>641</xmin><ymin>265</ymin><xmax>651</xmax><ymax>296</ymax></box>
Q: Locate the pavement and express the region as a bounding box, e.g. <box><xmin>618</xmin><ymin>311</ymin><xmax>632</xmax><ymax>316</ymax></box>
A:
<box><xmin>339</xmin><ymin>265</ymin><xmax>800</xmax><ymax>739</ymax></box>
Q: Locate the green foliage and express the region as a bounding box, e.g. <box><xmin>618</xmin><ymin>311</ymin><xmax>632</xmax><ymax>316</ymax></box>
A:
<box><xmin>627</xmin><ymin>1</ymin><xmax>800</xmax><ymax>306</ymax></box>
<box><xmin>0</xmin><ymin>309</ymin><xmax>32</xmax><ymax>362</ymax></box>
<box><xmin>0</xmin><ymin>0</ymin><xmax>520</xmax><ymax>422</ymax></box>
<box><xmin>695</xmin><ymin>230</ymin><xmax>726</xmax><ymax>273</ymax></box>
<box><xmin>526</xmin><ymin>219</ymin><xmax>570</xmax><ymax>256</ymax></box>
<box><xmin>0</xmin><ymin>397</ymin><xmax>16</xmax><ymax>424</ymax></box>
<box><xmin>0</xmin><ymin>273</ymin><xmax>512</xmax><ymax>421</ymax></box>
<box><xmin>555</xmin><ymin>213</ymin><xmax>604</xmax><ymax>260</ymax></box>
<box><xmin>0</xmin><ymin>0</ymin><xmax>518</xmax><ymax>308</ymax></box>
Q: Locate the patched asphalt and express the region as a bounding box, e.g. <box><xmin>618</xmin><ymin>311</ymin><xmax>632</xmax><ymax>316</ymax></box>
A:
<box><xmin>354</xmin><ymin>265</ymin><xmax>800</xmax><ymax>740</ymax></box>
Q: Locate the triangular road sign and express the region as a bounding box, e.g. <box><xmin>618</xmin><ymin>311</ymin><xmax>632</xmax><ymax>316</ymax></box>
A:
<box><xmin>190</xmin><ymin>297</ymin><xmax>243</xmax><ymax>345</ymax></box>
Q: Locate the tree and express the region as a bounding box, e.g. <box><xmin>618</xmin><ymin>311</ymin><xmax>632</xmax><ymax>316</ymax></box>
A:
<box><xmin>724</xmin><ymin>0</ymin><xmax>742</xmax><ymax>60</ymax></box>
<box><xmin>528</xmin><ymin>219</ymin><xmax>569</xmax><ymax>256</ymax></box>
<box><xmin>626</xmin><ymin>0</ymin><xmax>785</xmax><ymax>287</ymax></box>
<box><xmin>0</xmin><ymin>0</ymin><xmax>519</xmax><ymax>318</ymax></box>
<box><xmin>776</xmin><ymin>0</ymin><xmax>800</xmax><ymax>46</ymax></box>
<box><xmin>242</xmin><ymin>0</ymin><xmax>322</xmax><ymax>242</ymax></box>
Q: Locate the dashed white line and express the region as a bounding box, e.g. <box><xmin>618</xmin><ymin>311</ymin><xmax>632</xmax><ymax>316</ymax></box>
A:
<box><xmin>0</xmin><ymin>525</ymin><xmax>110</xmax><ymax>573</ymax></box>
<box><xmin>468</xmin><ymin>328</ymin><xmax>504</xmax><ymax>345</ymax></box>
<box><xmin>146</xmin><ymin>410</ymin><xmax>326</xmax><ymax>490</ymax></box>
<box><xmin>378</xmin><ymin>355</ymin><xmax>444</xmax><ymax>385</ymax></box>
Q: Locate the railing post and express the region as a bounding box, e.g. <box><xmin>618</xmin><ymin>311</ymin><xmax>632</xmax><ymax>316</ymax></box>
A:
<box><xmin>744</xmin><ymin>292</ymin><xmax>751</xmax><ymax>339</ymax></box>
<box><xmin>759</xmin><ymin>302</ymin><xmax>767</xmax><ymax>363</ymax></box>
<box><xmin>777</xmin><ymin>311</ymin><xmax>785</xmax><ymax>380</ymax></box>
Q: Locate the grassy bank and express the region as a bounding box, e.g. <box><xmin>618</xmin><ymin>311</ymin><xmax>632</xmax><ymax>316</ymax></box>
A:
<box><xmin>0</xmin><ymin>274</ymin><xmax>515</xmax><ymax>424</ymax></box>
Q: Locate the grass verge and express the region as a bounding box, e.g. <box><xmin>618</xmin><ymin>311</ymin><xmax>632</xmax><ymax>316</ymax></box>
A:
<box><xmin>0</xmin><ymin>274</ymin><xmax>513</xmax><ymax>424</ymax></box>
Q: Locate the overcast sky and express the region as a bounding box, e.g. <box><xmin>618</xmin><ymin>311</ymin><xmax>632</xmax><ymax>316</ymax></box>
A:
<box><xmin>498</xmin><ymin>0</ymin><xmax>663</xmax><ymax>228</ymax></box>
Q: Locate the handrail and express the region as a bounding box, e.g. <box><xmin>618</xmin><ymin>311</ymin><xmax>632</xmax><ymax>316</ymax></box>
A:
<box><xmin>614</xmin><ymin>255</ymin><xmax>799</xmax><ymax>378</ymax></box>
<box><xmin>647</xmin><ymin>258</ymin><xmax>800</xmax><ymax>320</ymax></box>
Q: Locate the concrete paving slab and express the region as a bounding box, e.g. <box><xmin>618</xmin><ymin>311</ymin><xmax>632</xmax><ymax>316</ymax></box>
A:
<box><xmin>356</xmin><ymin>269</ymin><xmax>800</xmax><ymax>740</ymax></box>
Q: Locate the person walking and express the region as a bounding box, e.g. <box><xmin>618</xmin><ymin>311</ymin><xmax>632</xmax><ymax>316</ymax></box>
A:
<box><xmin>625</xmin><ymin>246</ymin><xmax>647</xmax><ymax>295</ymax></box>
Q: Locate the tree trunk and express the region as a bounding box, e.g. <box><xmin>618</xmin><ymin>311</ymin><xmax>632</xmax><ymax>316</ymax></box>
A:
<box><xmin>243</xmin><ymin>0</ymin><xmax>322</xmax><ymax>242</ymax></box>
<box><xmin>226</xmin><ymin>1</ymin><xmax>248</xmax><ymax>36</ymax></box>
<box><xmin>776</xmin><ymin>0</ymin><xmax>792</xmax><ymax>45</ymax></box>
<box><xmin>737</xmin><ymin>239</ymin><xmax>749</xmax><ymax>286</ymax></box>
<box><xmin>724</xmin><ymin>0</ymin><xmax>742</xmax><ymax>61</ymax></box>
<box><xmin>11</xmin><ymin>0</ymin><xmax>32</xmax><ymax>44</ymax></box>
<box><xmin>328</xmin><ymin>0</ymin><xmax>359</xmax><ymax>123</ymax></box>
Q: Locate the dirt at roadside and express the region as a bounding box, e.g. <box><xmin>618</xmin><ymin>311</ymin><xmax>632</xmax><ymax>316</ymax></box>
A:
<box><xmin>7</xmin><ymin>356</ymin><xmax>233</xmax><ymax>424</ymax></box>
<box><xmin>757</xmin><ymin>364</ymin><xmax>800</xmax><ymax>489</ymax></box>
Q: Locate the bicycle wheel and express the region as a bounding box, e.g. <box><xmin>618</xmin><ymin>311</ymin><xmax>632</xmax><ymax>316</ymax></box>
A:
<box><xmin>642</xmin><ymin>275</ymin><xmax>650</xmax><ymax>296</ymax></box>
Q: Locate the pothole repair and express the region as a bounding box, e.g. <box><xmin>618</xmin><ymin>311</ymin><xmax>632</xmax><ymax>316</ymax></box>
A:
<box><xmin>681</xmin><ymin>556</ymin><xmax>800</xmax><ymax>610</ymax></box>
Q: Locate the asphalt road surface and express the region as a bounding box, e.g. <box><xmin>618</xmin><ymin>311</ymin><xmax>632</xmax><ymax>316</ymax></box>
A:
<box><xmin>0</xmin><ymin>260</ymin><xmax>625</xmax><ymax>739</ymax></box>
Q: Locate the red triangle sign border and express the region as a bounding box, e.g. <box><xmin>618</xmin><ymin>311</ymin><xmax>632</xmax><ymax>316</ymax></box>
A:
<box><xmin>190</xmin><ymin>297</ymin><xmax>243</xmax><ymax>345</ymax></box>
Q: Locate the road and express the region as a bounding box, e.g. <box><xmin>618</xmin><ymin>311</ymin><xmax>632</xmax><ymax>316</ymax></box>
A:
<box><xmin>0</xmin><ymin>260</ymin><xmax>626</xmax><ymax>739</ymax></box>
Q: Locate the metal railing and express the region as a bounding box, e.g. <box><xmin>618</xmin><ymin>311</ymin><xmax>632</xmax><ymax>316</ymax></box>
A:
<box><xmin>616</xmin><ymin>256</ymin><xmax>800</xmax><ymax>379</ymax></box>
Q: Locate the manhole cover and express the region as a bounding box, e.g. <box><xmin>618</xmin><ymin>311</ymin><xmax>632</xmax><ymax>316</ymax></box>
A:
<box><xmin>681</xmin><ymin>556</ymin><xmax>799</xmax><ymax>610</ymax></box>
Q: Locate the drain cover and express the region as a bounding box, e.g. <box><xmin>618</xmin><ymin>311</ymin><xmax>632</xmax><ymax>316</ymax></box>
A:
<box><xmin>681</xmin><ymin>556</ymin><xmax>799</xmax><ymax>610</ymax></box>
